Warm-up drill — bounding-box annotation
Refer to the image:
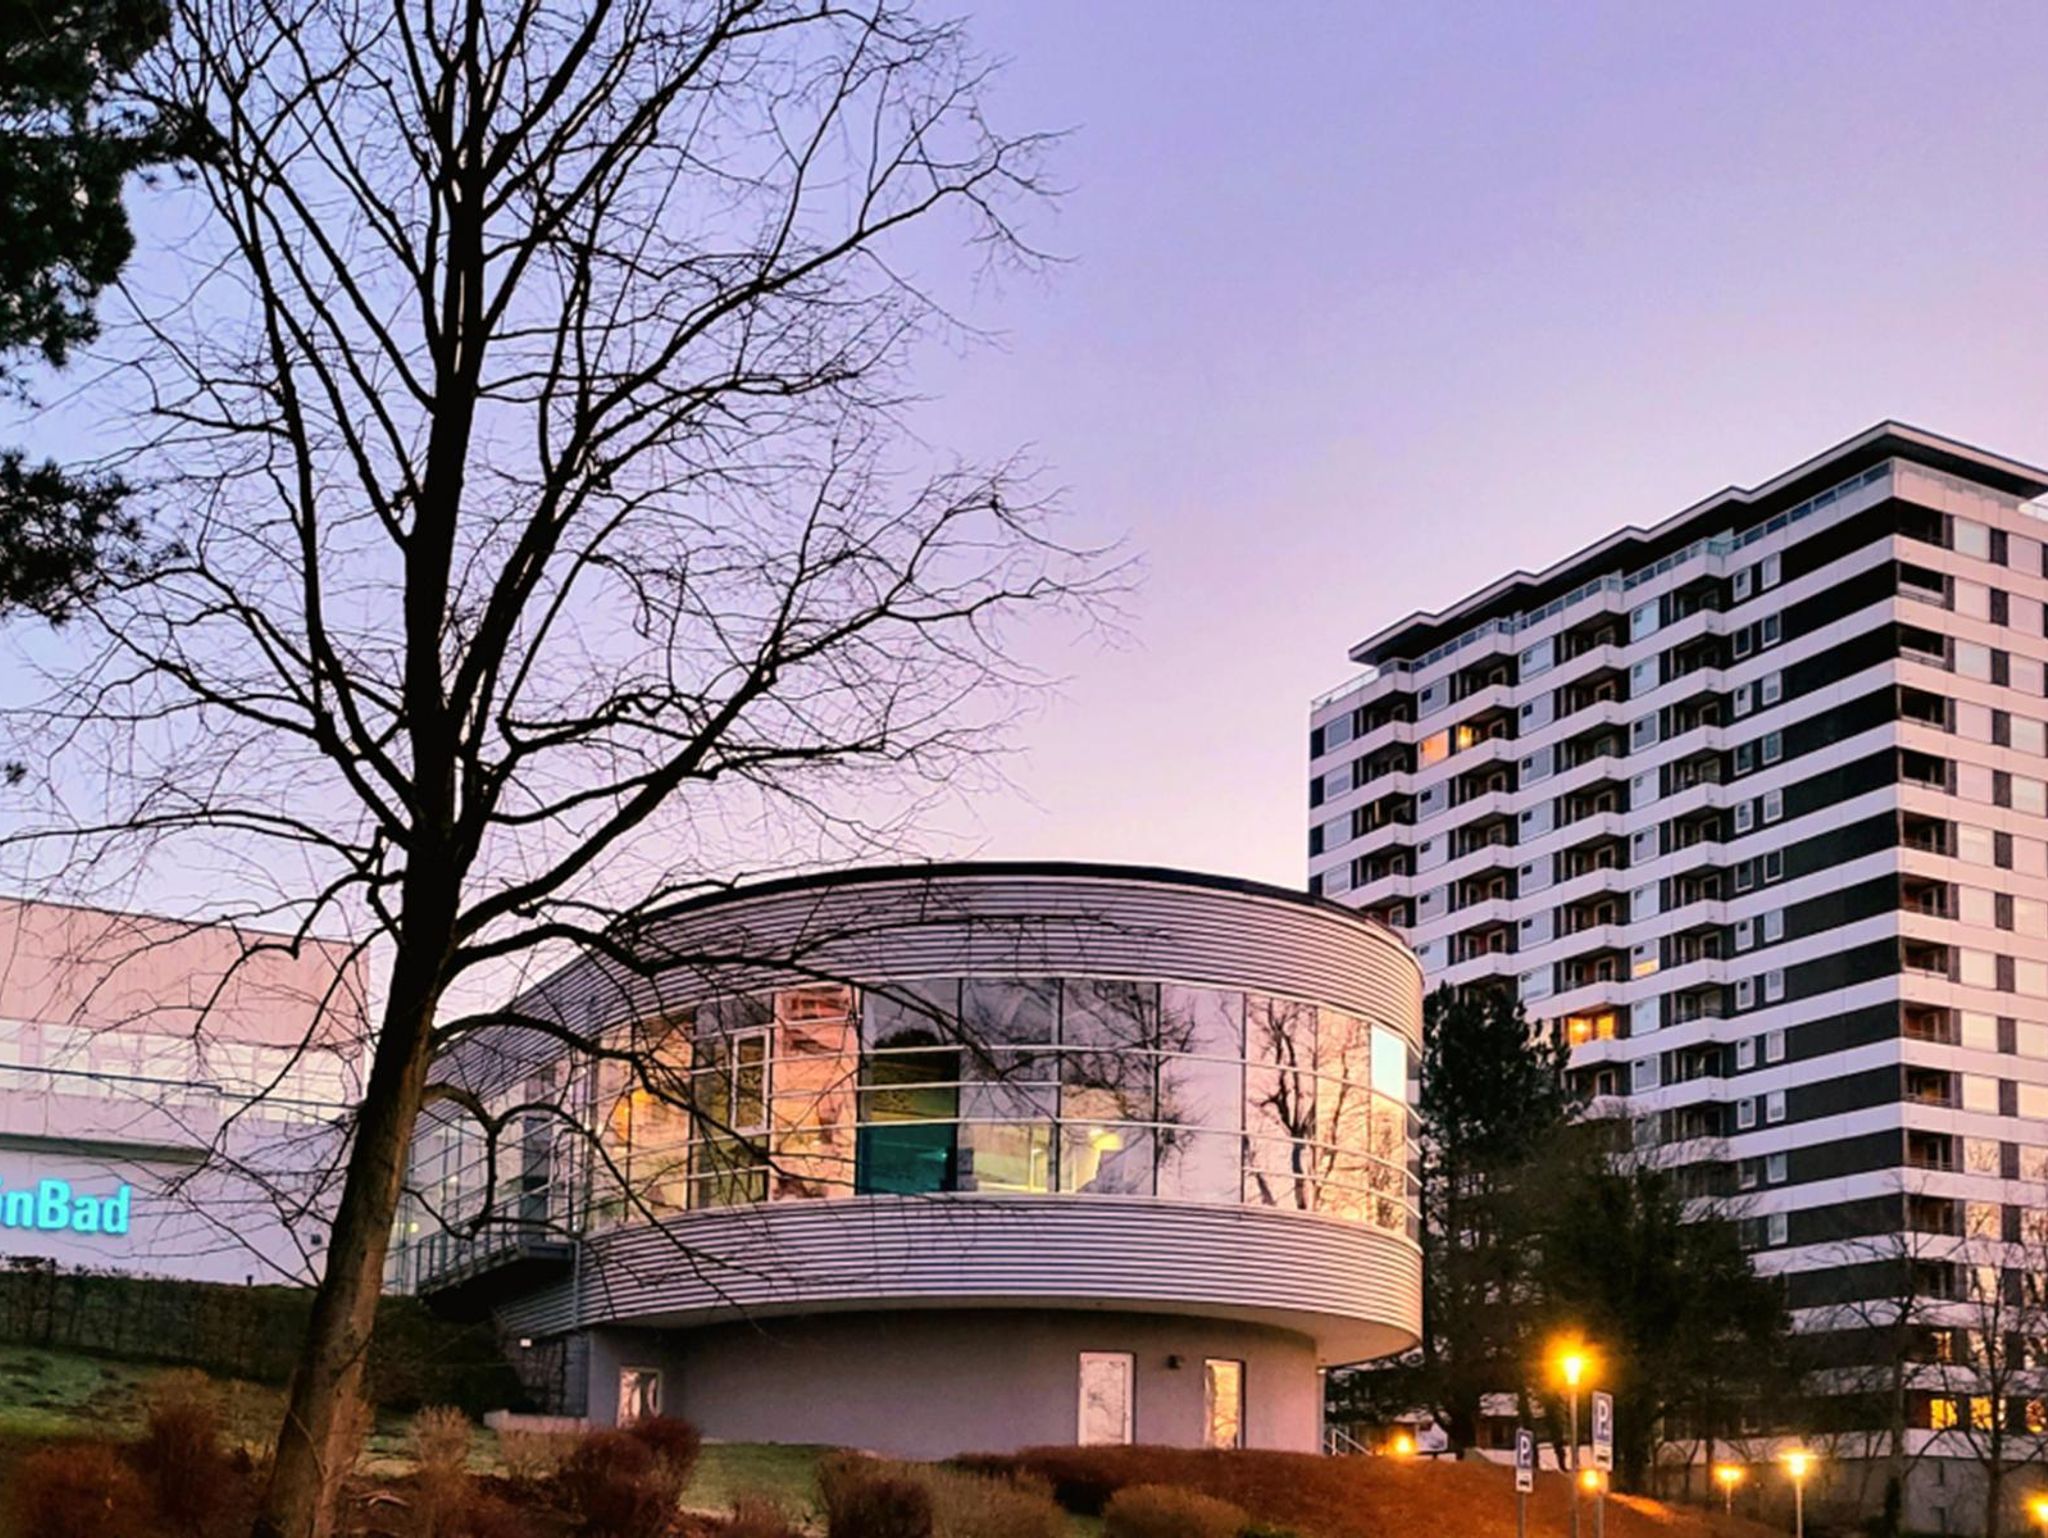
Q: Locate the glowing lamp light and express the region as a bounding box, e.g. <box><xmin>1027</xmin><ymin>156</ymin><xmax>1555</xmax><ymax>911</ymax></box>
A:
<box><xmin>1782</xmin><ymin>1449</ymin><xmax>1814</xmax><ymax>1482</ymax></box>
<box><xmin>1555</xmin><ymin>1345</ymin><xmax>1590</xmax><ymax>1388</ymax></box>
<box><xmin>2029</xmin><ymin>1494</ymin><xmax>2048</xmax><ymax>1530</ymax></box>
<box><xmin>1714</xmin><ymin>1464</ymin><xmax>1745</xmax><ymax>1490</ymax></box>
<box><xmin>1389</xmin><ymin>1431</ymin><xmax>1416</xmax><ymax>1458</ymax></box>
<box><xmin>1578</xmin><ymin>1468</ymin><xmax>1603</xmax><ymax>1494</ymax></box>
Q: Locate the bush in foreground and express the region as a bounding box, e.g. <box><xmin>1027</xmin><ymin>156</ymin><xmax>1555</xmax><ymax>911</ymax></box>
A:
<box><xmin>624</xmin><ymin>1413</ymin><xmax>703</xmax><ymax>1500</ymax></box>
<box><xmin>1102</xmin><ymin>1482</ymin><xmax>1248</xmax><ymax>1538</ymax></box>
<box><xmin>134</xmin><ymin>1369</ymin><xmax>235</xmax><ymax>1535</ymax></box>
<box><xmin>818</xmin><ymin>1452</ymin><xmax>935</xmax><ymax>1538</ymax></box>
<box><xmin>556</xmin><ymin>1429</ymin><xmax>675</xmax><ymax>1538</ymax></box>
<box><xmin>6</xmin><ymin>1441</ymin><xmax>154</xmax><ymax>1538</ymax></box>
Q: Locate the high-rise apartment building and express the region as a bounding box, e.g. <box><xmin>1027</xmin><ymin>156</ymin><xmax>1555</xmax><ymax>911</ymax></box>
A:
<box><xmin>1308</xmin><ymin>424</ymin><xmax>2048</xmax><ymax>1531</ymax></box>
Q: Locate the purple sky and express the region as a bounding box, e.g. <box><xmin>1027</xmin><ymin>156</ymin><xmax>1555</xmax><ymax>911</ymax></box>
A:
<box><xmin>908</xmin><ymin>0</ymin><xmax>2048</xmax><ymax>886</ymax></box>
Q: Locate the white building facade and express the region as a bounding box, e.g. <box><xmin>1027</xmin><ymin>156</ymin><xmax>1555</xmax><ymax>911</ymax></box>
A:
<box><xmin>1310</xmin><ymin>424</ymin><xmax>2048</xmax><ymax>1533</ymax></box>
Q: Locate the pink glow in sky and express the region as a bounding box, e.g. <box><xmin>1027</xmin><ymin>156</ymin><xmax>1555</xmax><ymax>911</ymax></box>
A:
<box><xmin>909</xmin><ymin>0</ymin><xmax>2048</xmax><ymax>886</ymax></box>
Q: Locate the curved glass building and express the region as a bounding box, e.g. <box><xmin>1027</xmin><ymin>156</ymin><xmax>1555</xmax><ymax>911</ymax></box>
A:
<box><xmin>397</xmin><ymin>864</ymin><xmax>1422</xmax><ymax>1456</ymax></box>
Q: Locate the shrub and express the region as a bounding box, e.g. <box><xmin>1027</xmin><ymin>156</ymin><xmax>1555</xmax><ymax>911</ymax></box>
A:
<box><xmin>920</xmin><ymin>1465</ymin><xmax>1066</xmax><ymax>1538</ymax></box>
<box><xmin>6</xmin><ymin>1441</ymin><xmax>154</xmax><ymax>1538</ymax></box>
<box><xmin>556</xmin><ymin>1429</ymin><xmax>674</xmax><ymax>1538</ymax></box>
<box><xmin>1101</xmin><ymin>1483</ymin><xmax>1247</xmax><ymax>1538</ymax></box>
<box><xmin>623</xmin><ymin>1413</ymin><xmax>702</xmax><ymax>1495</ymax></box>
<box><xmin>499</xmin><ymin>1429</ymin><xmax>578</xmax><ymax>1486</ymax></box>
<box><xmin>722</xmin><ymin>1492</ymin><xmax>801</xmax><ymax>1538</ymax></box>
<box><xmin>135</xmin><ymin>1369</ymin><xmax>234</xmax><ymax>1534</ymax></box>
<box><xmin>817</xmin><ymin>1453</ymin><xmax>935</xmax><ymax>1538</ymax></box>
<box><xmin>410</xmin><ymin>1406</ymin><xmax>476</xmax><ymax>1477</ymax></box>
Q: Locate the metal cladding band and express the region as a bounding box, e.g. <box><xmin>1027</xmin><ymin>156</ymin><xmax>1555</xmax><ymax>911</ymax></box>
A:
<box><xmin>445</xmin><ymin>864</ymin><xmax>1423</xmax><ymax>1100</ymax></box>
<box><xmin>504</xmin><ymin>1194</ymin><xmax>1421</xmax><ymax>1365</ymax></box>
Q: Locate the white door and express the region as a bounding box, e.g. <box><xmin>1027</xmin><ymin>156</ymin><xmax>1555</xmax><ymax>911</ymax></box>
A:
<box><xmin>1077</xmin><ymin>1351</ymin><xmax>1134</xmax><ymax>1446</ymax></box>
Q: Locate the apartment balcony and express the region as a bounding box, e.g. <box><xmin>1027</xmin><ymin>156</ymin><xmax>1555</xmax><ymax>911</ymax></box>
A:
<box><xmin>1899</xmin><ymin>749</ymin><xmax>1953</xmax><ymax>795</ymax></box>
<box><xmin>1903</xmin><ymin>1004</ymin><xmax>1958</xmax><ymax>1046</ymax></box>
<box><xmin>1904</xmin><ymin>1067</ymin><xmax>1958</xmax><ymax>1109</ymax></box>
<box><xmin>1906</xmin><ymin>1131</ymin><xmax>1959</xmax><ymax>1174</ymax></box>
<box><xmin>1896</xmin><ymin>562</ymin><xmax>1948</xmax><ymax>608</ymax></box>
<box><xmin>1899</xmin><ymin>812</ymin><xmax>1954</xmax><ymax>859</ymax></box>
<box><xmin>1901</xmin><ymin>939</ymin><xmax>1952</xmax><ymax>982</ymax></box>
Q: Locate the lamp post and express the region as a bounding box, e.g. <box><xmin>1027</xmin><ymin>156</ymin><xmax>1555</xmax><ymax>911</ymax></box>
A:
<box><xmin>1781</xmin><ymin>1449</ymin><xmax>1814</xmax><ymax>1538</ymax></box>
<box><xmin>1579</xmin><ymin>1467</ymin><xmax>1606</xmax><ymax>1538</ymax></box>
<box><xmin>1556</xmin><ymin>1345</ymin><xmax>1590</xmax><ymax>1538</ymax></box>
<box><xmin>1713</xmin><ymin>1463</ymin><xmax>1745</xmax><ymax>1517</ymax></box>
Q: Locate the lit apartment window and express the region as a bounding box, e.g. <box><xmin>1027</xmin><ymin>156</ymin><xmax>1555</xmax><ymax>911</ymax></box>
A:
<box><xmin>1762</xmin><ymin>789</ymin><xmax>1783</xmax><ymax>824</ymax></box>
<box><xmin>1766</xmin><ymin>1090</ymin><xmax>1787</xmax><ymax>1124</ymax></box>
<box><xmin>1763</xmin><ymin>970</ymin><xmax>1785</xmax><ymax>1004</ymax></box>
<box><xmin>1762</xmin><ymin>909</ymin><xmax>1785</xmax><ymax>943</ymax></box>
<box><xmin>1765</xmin><ymin>1029</ymin><xmax>1786</xmax><ymax>1063</ymax></box>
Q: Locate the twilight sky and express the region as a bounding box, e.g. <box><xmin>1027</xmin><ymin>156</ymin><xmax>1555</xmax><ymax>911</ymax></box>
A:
<box><xmin>907</xmin><ymin>0</ymin><xmax>2048</xmax><ymax>887</ymax></box>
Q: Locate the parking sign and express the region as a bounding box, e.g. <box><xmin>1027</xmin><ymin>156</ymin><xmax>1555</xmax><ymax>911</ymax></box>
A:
<box><xmin>1514</xmin><ymin>1427</ymin><xmax>1535</xmax><ymax>1493</ymax></box>
<box><xmin>1592</xmin><ymin>1391</ymin><xmax>1614</xmax><ymax>1473</ymax></box>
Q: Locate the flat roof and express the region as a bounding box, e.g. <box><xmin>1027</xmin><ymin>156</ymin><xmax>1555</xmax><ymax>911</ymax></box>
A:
<box><xmin>1352</xmin><ymin>421</ymin><xmax>2048</xmax><ymax>667</ymax></box>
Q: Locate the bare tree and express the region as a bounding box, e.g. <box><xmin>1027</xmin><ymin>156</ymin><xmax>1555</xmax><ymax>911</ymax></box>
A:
<box><xmin>1</xmin><ymin>3</ymin><xmax>1112</xmax><ymax>1534</ymax></box>
<box><xmin>1917</xmin><ymin>1194</ymin><xmax>2048</xmax><ymax>1537</ymax></box>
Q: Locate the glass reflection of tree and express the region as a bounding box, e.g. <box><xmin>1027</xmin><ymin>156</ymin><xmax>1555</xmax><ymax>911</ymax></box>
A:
<box><xmin>771</xmin><ymin>985</ymin><xmax>857</xmax><ymax>1200</ymax></box>
<box><xmin>1247</xmin><ymin>995</ymin><xmax>1317</xmax><ymax>1211</ymax></box>
<box><xmin>1060</xmin><ymin>980</ymin><xmax>1159</xmax><ymax>1195</ymax></box>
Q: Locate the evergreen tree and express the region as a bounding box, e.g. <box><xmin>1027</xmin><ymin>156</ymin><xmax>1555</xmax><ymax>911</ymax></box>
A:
<box><xmin>0</xmin><ymin>0</ymin><xmax>177</xmax><ymax>618</ymax></box>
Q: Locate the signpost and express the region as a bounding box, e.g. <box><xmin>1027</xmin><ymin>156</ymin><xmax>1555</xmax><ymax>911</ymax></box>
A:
<box><xmin>1514</xmin><ymin>1426</ymin><xmax>1535</xmax><ymax>1538</ymax></box>
<box><xmin>1590</xmin><ymin>1393</ymin><xmax>1614</xmax><ymax>1538</ymax></box>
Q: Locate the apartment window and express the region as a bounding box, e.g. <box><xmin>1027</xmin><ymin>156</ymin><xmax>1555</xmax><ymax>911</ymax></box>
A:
<box><xmin>1733</xmin><ymin>628</ymin><xmax>1755</xmax><ymax>659</ymax></box>
<box><xmin>1761</xmin><ymin>731</ymin><xmax>1783</xmax><ymax>765</ymax></box>
<box><xmin>1732</xmin><ymin>686</ymin><xmax>1754</xmax><ymax>719</ymax></box>
<box><xmin>1736</xmin><ymin>1097</ymin><xmax>1757</xmax><ymax>1130</ymax></box>
<box><xmin>1761</xmin><ymin>554</ymin><xmax>1782</xmax><ymax>589</ymax></box>
<box><xmin>1762</xmin><ymin>909</ymin><xmax>1785</xmax><ymax>943</ymax></box>
<box><xmin>1203</xmin><ymin>1359</ymin><xmax>1244</xmax><ymax>1450</ymax></box>
<box><xmin>1766</xmin><ymin>1152</ymin><xmax>1788</xmax><ymax>1185</ymax></box>
<box><xmin>1733</xmin><ymin>918</ymin><xmax>1754</xmax><ymax>952</ymax></box>
<box><xmin>1763</xmin><ymin>969</ymin><xmax>1785</xmax><ymax>1004</ymax></box>
<box><xmin>1762</xmin><ymin>788</ymin><xmax>1783</xmax><ymax>824</ymax></box>
<box><xmin>1763</xmin><ymin>850</ymin><xmax>1783</xmax><ymax>883</ymax></box>
<box><xmin>1767</xmin><ymin>1210</ymin><xmax>1789</xmax><ymax>1246</ymax></box>
<box><xmin>1734</xmin><ymin>800</ymin><xmax>1756</xmax><ymax>834</ymax></box>
<box><xmin>1736</xmin><ymin>1037</ymin><xmax>1758</xmax><ymax>1070</ymax></box>
<box><xmin>1732</xmin><ymin>568</ymin><xmax>1754</xmax><ymax>601</ymax></box>
<box><xmin>1734</xmin><ymin>741</ymin><xmax>1756</xmax><ymax>774</ymax></box>
<box><xmin>1631</xmin><ymin>1057</ymin><xmax>1660</xmax><ymax>1093</ymax></box>
<box><xmin>1738</xmin><ymin>1159</ymin><xmax>1759</xmax><ymax>1190</ymax></box>
<box><xmin>1735</xmin><ymin>978</ymin><xmax>1756</xmax><ymax>1010</ymax></box>
<box><xmin>1765</xmin><ymin>1029</ymin><xmax>1787</xmax><ymax>1064</ymax></box>
<box><xmin>1761</xmin><ymin>671</ymin><xmax>1784</xmax><ymax>706</ymax></box>
<box><xmin>1735</xmin><ymin>862</ymin><xmax>1755</xmax><ymax>893</ymax></box>
<box><xmin>1761</xmin><ymin>612</ymin><xmax>1782</xmax><ymax>646</ymax></box>
<box><xmin>1765</xmin><ymin>1090</ymin><xmax>1787</xmax><ymax>1124</ymax></box>
<box><xmin>1078</xmin><ymin>1353</ymin><xmax>1135</xmax><ymax>1446</ymax></box>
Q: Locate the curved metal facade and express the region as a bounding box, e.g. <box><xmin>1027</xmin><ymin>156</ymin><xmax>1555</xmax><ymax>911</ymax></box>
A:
<box><xmin>516</xmin><ymin>1194</ymin><xmax>1419</xmax><ymax>1366</ymax></box>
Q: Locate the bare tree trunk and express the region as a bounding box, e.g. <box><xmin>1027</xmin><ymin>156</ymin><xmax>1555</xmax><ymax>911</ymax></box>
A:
<box><xmin>255</xmin><ymin>928</ymin><xmax>448</xmax><ymax>1538</ymax></box>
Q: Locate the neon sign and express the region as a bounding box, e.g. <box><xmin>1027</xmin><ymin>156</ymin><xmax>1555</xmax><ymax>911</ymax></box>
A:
<box><xmin>0</xmin><ymin>1179</ymin><xmax>133</xmax><ymax>1235</ymax></box>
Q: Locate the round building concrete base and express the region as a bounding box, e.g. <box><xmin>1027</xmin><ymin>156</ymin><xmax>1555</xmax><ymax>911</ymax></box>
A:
<box><xmin>581</xmin><ymin>1307</ymin><xmax>1322</xmax><ymax>1459</ymax></box>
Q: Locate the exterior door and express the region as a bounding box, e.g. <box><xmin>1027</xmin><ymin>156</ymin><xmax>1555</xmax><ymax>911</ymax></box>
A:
<box><xmin>1077</xmin><ymin>1351</ymin><xmax>1134</xmax><ymax>1445</ymax></box>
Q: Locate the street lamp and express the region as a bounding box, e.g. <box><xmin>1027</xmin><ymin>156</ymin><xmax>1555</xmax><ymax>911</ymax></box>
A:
<box><xmin>2028</xmin><ymin>1493</ymin><xmax>2048</xmax><ymax>1534</ymax></box>
<box><xmin>1713</xmin><ymin>1463</ymin><xmax>1745</xmax><ymax>1516</ymax></box>
<box><xmin>1780</xmin><ymin>1449</ymin><xmax>1815</xmax><ymax>1538</ymax></box>
<box><xmin>1553</xmin><ymin>1341</ymin><xmax>1594</xmax><ymax>1538</ymax></box>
